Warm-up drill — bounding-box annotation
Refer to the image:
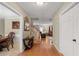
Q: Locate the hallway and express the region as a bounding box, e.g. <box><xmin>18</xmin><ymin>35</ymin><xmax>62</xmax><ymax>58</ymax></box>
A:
<box><xmin>0</xmin><ymin>2</ymin><xmax>79</xmax><ymax>56</ymax></box>
<box><xmin>20</xmin><ymin>36</ymin><xmax>63</xmax><ymax>56</ymax></box>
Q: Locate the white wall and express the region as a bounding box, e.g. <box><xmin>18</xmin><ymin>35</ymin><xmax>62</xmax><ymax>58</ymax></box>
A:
<box><xmin>4</xmin><ymin>17</ymin><xmax>23</xmax><ymax>52</ymax></box>
<box><xmin>4</xmin><ymin>17</ymin><xmax>20</xmax><ymax>40</ymax></box>
<box><xmin>0</xmin><ymin>2</ymin><xmax>29</xmax><ymax>53</ymax></box>
<box><xmin>52</xmin><ymin>2</ymin><xmax>74</xmax><ymax>51</ymax></box>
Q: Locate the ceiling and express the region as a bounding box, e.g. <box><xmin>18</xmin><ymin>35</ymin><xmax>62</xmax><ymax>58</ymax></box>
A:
<box><xmin>0</xmin><ymin>4</ymin><xmax>19</xmax><ymax>19</ymax></box>
<box><xmin>18</xmin><ymin>2</ymin><xmax>64</xmax><ymax>24</ymax></box>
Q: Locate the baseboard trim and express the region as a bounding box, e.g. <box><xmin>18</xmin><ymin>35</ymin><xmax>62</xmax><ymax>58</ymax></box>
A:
<box><xmin>53</xmin><ymin>43</ymin><xmax>64</xmax><ymax>56</ymax></box>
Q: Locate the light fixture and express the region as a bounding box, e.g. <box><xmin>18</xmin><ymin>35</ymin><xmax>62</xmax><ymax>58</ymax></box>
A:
<box><xmin>36</xmin><ymin>1</ymin><xmax>44</xmax><ymax>6</ymax></box>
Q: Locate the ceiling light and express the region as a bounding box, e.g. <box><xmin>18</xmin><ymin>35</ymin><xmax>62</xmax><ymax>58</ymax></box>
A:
<box><xmin>36</xmin><ymin>1</ymin><xmax>44</xmax><ymax>6</ymax></box>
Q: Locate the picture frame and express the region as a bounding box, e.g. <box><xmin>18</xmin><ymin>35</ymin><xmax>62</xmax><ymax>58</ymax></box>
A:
<box><xmin>24</xmin><ymin>20</ymin><xmax>30</xmax><ymax>31</ymax></box>
<box><xmin>12</xmin><ymin>21</ymin><xmax>20</xmax><ymax>29</ymax></box>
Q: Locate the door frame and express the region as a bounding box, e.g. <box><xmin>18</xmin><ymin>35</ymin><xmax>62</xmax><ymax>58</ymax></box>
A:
<box><xmin>59</xmin><ymin>2</ymin><xmax>79</xmax><ymax>56</ymax></box>
<box><xmin>0</xmin><ymin>2</ymin><xmax>24</xmax><ymax>52</ymax></box>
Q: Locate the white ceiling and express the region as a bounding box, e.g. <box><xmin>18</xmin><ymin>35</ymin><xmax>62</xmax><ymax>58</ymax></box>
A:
<box><xmin>18</xmin><ymin>2</ymin><xmax>64</xmax><ymax>24</ymax></box>
<box><xmin>0</xmin><ymin>4</ymin><xmax>19</xmax><ymax>19</ymax></box>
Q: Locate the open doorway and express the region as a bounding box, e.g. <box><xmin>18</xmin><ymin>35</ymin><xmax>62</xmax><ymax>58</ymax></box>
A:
<box><xmin>0</xmin><ymin>3</ymin><xmax>23</xmax><ymax>56</ymax></box>
<box><xmin>20</xmin><ymin>2</ymin><xmax>63</xmax><ymax>56</ymax></box>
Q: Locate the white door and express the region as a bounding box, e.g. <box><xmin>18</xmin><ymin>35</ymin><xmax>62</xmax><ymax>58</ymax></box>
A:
<box><xmin>72</xmin><ymin>4</ymin><xmax>79</xmax><ymax>56</ymax></box>
<box><xmin>67</xmin><ymin>3</ymin><xmax>79</xmax><ymax>56</ymax></box>
<box><xmin>60</xmin><ymin>10</ymin><xmax>74</xmax><ymax>56</ymax></box>
<box><xmin>60</xmin><ymin>3</ymin><xmax>79</xmax><ymax>56</ymax></box>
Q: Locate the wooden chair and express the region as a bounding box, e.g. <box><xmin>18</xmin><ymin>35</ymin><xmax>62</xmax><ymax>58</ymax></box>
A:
<box><xmin>8</xmin><ymin>32</ymin><xmax>15</xmax><ymax>48</ymax></box>
<box><xmin>0</xmin><ymin>37</ymin><xmax>10</xmax><ymax>51</ymax></box>
<box><xmin>0</xmin><ymin>35</ymin><xmax>4</xmax><ymax>51</ymax></box>
<box><xmin>0</xmin><ymin>32</ymin><xmax>15</xmax><ymax>51</ymax></box>
<box><xmin>0</xmin><ymin>35</ymin><xmax>2</xmax><ymax>39</ymax></box>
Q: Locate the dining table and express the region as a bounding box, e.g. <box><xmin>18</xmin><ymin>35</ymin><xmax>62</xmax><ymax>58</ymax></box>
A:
<box><xmin>0</xmin><ymin>37</ymin><xmax>8</xmax><ymax>51</ymax></box>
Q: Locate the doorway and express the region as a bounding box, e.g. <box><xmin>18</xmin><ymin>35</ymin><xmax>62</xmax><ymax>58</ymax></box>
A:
<box><xmin>60</xmin><ymin>3</ymin><xmax>79</xmax><ymax>56</ymax></box>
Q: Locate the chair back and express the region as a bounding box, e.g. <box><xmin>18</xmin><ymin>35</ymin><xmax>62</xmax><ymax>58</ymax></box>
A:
<box><xmin>8</xmin><ymin>32</ymin><xmax>15</xmax><ymax>39</ymax></box>
<box><xmin>0</xmin><ymin>35</ymin><xmax>2</xmax><ymax>39</ymax></box>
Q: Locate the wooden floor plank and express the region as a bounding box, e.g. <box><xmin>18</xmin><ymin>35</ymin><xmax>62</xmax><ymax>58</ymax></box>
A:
<box><xmin>19</xmin><ymin>36</ymin><xmax>63</xmax><ymax>56</ymax></box>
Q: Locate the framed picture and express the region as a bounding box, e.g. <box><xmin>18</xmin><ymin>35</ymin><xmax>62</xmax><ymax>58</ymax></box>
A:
<box><xmin>24</xmin><ymin>20</ymin><xmax>30</xmax><ymax>31</ymax></box>
<box><xmin>12</xmin><ymin>21</ymin><xmax>20</xmax><ymax>29</ymax></box>
<box><xmin>24</xmin><ymin>16</ymin><xmax>30</xmax><ymax>31</ymax></box>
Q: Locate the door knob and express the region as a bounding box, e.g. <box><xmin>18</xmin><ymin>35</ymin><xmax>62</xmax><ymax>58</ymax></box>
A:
<box><xmin>73</xmin><ymin>39</ymin><xmax>76</xmax><ymax>42</ymax></box>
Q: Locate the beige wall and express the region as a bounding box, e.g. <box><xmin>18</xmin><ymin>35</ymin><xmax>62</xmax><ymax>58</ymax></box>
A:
<box><xmin>53</xmin><ymin>14</ymin><xmax>60</xmax><ymax>49</ymax></box>
<box><xmin>0</xmin><ymin>19</ymin><xmax>5</xmax><ymax>36</ymax></box>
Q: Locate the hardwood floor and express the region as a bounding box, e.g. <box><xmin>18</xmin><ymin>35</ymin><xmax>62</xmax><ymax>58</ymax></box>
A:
<box><xmin>19</xmin><ymin>36</ymin><xmax>63</xmax><ymax>56</ymax></box>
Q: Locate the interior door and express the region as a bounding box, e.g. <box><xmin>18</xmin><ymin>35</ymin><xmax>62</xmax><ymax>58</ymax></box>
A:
<box><xmin>72</xmin><ymin>4</ymin><xmax>79</xmax><ymax>56</ymax></box>
<box><xmin>60</xmin><ymin>3</ymin><xmax>79</xmax><ymax>56</ymax></box>
<box><xmin>60</xmin><ymin>9</ymin><xmax>74</xmax><ymax>56</ymax></box>
<box><xmin>68</xmin><ymin>3</ymin><xmax>79</xmax><ymax>56</ymax></box>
